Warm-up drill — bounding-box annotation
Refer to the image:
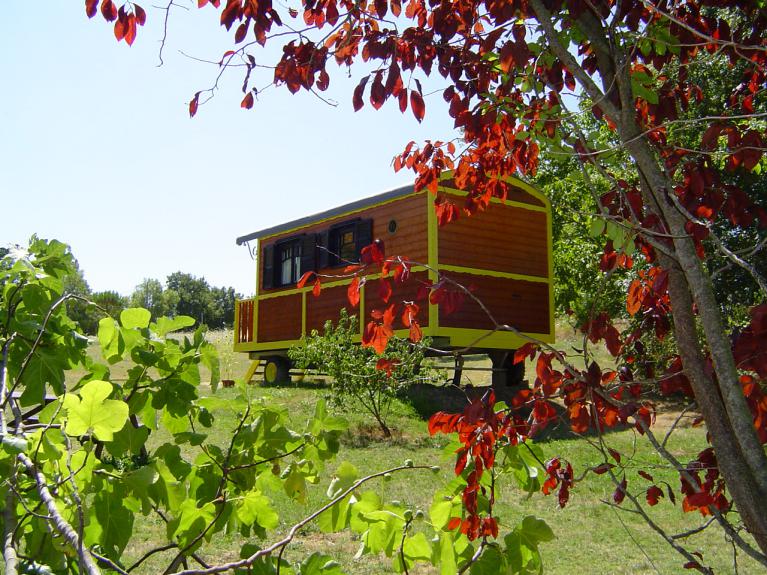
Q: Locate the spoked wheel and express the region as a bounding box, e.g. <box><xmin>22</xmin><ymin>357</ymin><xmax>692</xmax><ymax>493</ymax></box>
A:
<box><xmin>263</xmin><ymin>356</ymin><xmax>291</xmax><ymax>385</ymax></box>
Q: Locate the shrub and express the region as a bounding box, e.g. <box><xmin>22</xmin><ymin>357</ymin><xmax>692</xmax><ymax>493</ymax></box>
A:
<box><xmin>289</xmin><ymin>309</ymin><xmax>430</xmax><ymax>437</ymax></box>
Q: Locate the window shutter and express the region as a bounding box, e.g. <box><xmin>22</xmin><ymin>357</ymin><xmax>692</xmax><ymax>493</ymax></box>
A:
<box><xmin>316</xmin><ymin>231</ymin><xmax>329</xmax><ymax>268</ymax></box>
<box><xmin>300</xmin><ymin>234</ymin><xmax>316</xmax><ymax>275</ymax></box>
<box><xmin>355</xmin><ymin>219</ymin><xmax>373</xmax><ymax>254</ymax></box>
<box><xmin>262</xmin><ymin>243</ymin><xmax>274</xmax><ymax>289</ymax></box>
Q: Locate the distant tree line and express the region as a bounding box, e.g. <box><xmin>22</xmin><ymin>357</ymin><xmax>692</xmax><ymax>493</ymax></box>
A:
<box><xmin>63</xmin><ymin>263</ymin><xmax>242</xmax><ymax>334</ymax></box>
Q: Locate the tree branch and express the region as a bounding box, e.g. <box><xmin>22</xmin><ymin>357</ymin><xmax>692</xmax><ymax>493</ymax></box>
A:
<box><xmin>16</xmin><ymin>452</ymin><xmax>101</xmax><ymax>575</ymax></box>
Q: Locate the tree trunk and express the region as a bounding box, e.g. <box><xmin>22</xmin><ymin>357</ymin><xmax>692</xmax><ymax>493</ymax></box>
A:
<box><xmin>529</xmin><ymin>0</ymin><xmax>767</xmax><ymax>555</ymax></box>
<box><xmin>664</xmin><ymin>259</ymin><xmax>767</xmax><ymax>552</ymax></box>
<box><xmin>624</xmin><ymin>112</ymin><xmax>767</xmax><ymax>557</ymax></box>
<box><xmin>624</xmin><ymin>136</ymin><xmax>767</xmax><ymax>499</ymax></box>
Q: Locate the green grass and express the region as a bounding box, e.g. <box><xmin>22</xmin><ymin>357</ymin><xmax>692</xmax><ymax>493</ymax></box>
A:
<box><xmin>69</xmin><ymin>327</ymin><xmax>762</xmax><ymax>574</ymax></box>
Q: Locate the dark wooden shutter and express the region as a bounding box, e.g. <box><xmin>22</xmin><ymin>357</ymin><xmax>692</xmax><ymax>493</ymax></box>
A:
<box><xmin>316</xmin><ymin>230</ymin><xmax>329</xmax><ymax>269</ymax></box>
<box><xmin>262</xmin><ymin>243</ymin><xmax>274</xmax><ymax>290</ymax></box>
<box><xmin>300</xmin><ymin>234</ymin><xmax>316</xmax><ymax>275</ymax></box>
<box><xmin>355</xmin><ymin>219</ymin><xmax>373</xmax><ymax>254</ymax></box>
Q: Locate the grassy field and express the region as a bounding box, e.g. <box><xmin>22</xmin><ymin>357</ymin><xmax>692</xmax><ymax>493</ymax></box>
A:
<box><xmin>72</xmin><ymin>327</ymin><xmax>762</xmax><ymax>574</ymax></box>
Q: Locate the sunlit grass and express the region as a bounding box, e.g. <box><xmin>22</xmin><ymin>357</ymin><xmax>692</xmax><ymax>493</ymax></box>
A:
<box><xmin>70</xmin><ymin>326</ymin><xmax>760</xmax><ymax>574</ymax></box>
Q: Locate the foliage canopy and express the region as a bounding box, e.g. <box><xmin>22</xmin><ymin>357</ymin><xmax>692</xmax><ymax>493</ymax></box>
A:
<box><xmin>17</xmin><ymin>0</ymin><xmax>767</xmax><ymax>572</ymax></box>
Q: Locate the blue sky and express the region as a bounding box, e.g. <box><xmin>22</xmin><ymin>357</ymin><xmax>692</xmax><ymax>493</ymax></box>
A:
<box><xmin>1</xmin><ymin>3</ymin><xmax>453</xmax><ymax>296</ymax></box>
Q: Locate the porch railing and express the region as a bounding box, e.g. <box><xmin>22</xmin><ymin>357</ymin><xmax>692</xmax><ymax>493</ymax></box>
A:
<box><xmin>236</xmin><ymin>299</ymin><xmax>255</xmax><ymax>344</ymax></box>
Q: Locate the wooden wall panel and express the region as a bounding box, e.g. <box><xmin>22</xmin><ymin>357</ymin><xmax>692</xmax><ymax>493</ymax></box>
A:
<box><xmin>257</xmin><ymin>294</ymin><xmax>302</xmax><ymax>342</ymax></box>
<box><xmin>261</xmin><ymin>193</ymin><xmax>428</xmax><ymax>292</ymax></box>
<box><xmin>363</xmin><ymin>271</ymin><xmax>430</xmax><ymax>327</ymax></box>
<box><xmin>305</xmin><ymin>285</ymin><xmax>356</xmax><ymax>334</ymax></box>
<box><xmin>438</xmin><ymin>273</ymin><xmax>550</xmax><ymax>335</ymax></box>
<box><xmin>438</xmin><ymin>205</ymin><xmax>549</xmax><ymax>278</ymax></box>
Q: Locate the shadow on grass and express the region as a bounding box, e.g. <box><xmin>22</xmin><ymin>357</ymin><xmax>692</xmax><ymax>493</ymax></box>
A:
<box><xmin>255</xmin><ymin>376</ymin><xmax>330</xmax><ymax>390</ymax></box>
<box><xmin>339</xmin><ymin>422</ymin><xmax>448</xmax><ymax>449</ymax></box>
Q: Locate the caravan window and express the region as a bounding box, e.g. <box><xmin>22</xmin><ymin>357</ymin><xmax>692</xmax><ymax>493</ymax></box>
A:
<box><xmin>333</xmin><ymin>224</ymin><xmax>357</xmax><ymax>264</ymax></box>
<box><xmin>278</xmin><ymin>240</ymin><xmax>302</xmax><ymax>285</ymax></box>
<box><xmin>325</xmin><ymin>219</ymin><xmax>372</xmax><ymax>267</ymax></box>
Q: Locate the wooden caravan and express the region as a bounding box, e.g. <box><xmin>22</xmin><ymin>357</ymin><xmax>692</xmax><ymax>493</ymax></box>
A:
<box><xmin>234</xmin><ymin>176</ymin><xmax>553</xmax><ymax>385</ymax></box>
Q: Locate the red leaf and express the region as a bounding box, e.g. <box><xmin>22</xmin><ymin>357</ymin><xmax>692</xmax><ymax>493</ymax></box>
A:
<box><xmin>124</xmin><ymin>15</ymin><xmax>137</xmax><ymax>45</ymax></box>
<box><xmin>134</xmin><ymin>4</ymin><xmax>147</xmax><ymax>25</ymax></box>
<box><xmin>353</xmin><ymin>75</ymin><xmax>369</xmax><ymax>112</ymax></box>
<box><xmin>410</xmin><ymin>90</ymin><xmax>425</xmax><ymax>123</ymax></box>
<box><xmin>296</xmin><ymin>271</ymin><xmax>315</xmax><ymax>288</ymax></box>
<box><xmin>701</xmin><ymin>123</ymin><xmax>724</xmax><ymax>151</ymax></box>
<box><xmin>241</xmin><ymin>92</ymin><xmax>254</xmax><ymax>109</ymax></box>
<box><xmin>592</xmin><ymin>463</ymin><xmax>613</xmax><ymax>475</ymax></box>
<box><xmin>376</xmin><ymin>357</ymin><xmax>400</xmax><ymax>376</ymax></box>
<box><xmin>604</xmin><ymin>325</ymin><xmax>622</xmax><ymax>356</ymax></box>
<box><xmin>86</xmin><ymin>0</ymin><xmax>99</xmax><ymax>19</ymax></box>
<box><xmin>447</xmin><ymin>517</ymin><xmax>462</xmax><ymax>531</ymax></box>
<box><xmin>370</xmin><ymin>74</ymin><xmax>386</xmax><ymax>110</ymax></box>
<box><xmin>317</xmin><ymin>69</ymin><xmax>330</xmax><ymax>91</ymax></box>
<box><xmin>398</xmin><ymin>89</ymin><xmax>408</xmax><ymax>113</ymax></box>
<box><xmin>383</xmin><ymin>303</ymin><xmax>396</xmax><ymax>329</ymax></box>
<box><xmin>434</xmin><ymin>197</ymin><xmax>459</xmax><ymax>225</ymax></box>
<box><xmin>312</xmin><ymin>277</ymin><xmax>322</xmax><ymax>297</ymax></box>
<box><xmin>428</xmin><ymin>411</ymin><xmax>459</xmax><ymax>435</ymax></box>
<box><xmin>401</xmin><ymin>303</ymin><xmax>419</xmax><ymax>327</ymax></box>
<box><xmin>360</xmin><ymin>240</ymin><xmax>385</xmax><ymax>264</ymax></box>
<box><xmin>385</xmin><ymin>63</ymin><xmax>402</xmax><ymax>97</ymax></box>
<box><xmin>568</xmin><ymin>402</ymin><xmax>590</xmax><ymax>433</ymax></box>
<box><xmin>347</xmin><ymin>277</ymin><xmax>361</xmax><ymax>307</ymax></box>
<box><xmin>220</xmin><ymin>0</ymin><xmax>241</xmax><ymax>29</ymax></box>
<box><xmin>362</xmin><ymin>322</ymin><xmax>393</xmax><ymax>355</ymax></box>
<box><xmin>114</xmin><ymin>16</ymin><xmax>127</xmax><ymax>40</ymax></box>
<box><xmin>255</xmin><ymin>23</ymin><xmax>266</xmax><ymax>46</ymax></box>
<box><xmin>393</xmin><ymin>262</ymin><xmax>410</xmax><ymax>283</ymax></box>
<box><xmin>608</xmin><ymin>448</ymin><xmax>621</xmax><ymax>463</ymax></box>
<box><xmin>235</xmin><ymin>21</ymin><xmax>248</xmax><ymax>43</ymax></box>
<box><xmin>101</xmin><ymin>0</ymin><xmax>117</xmax><ymax>21</ymax></box>
<box><xmin>646</xmin><ymin>485</ymin><xmax>664</xmax><ymax>506</ymax></box>
<box><xmin>409</xmin><ymin>320</ymin><xmax>422</xmax><ymax>342</ymax></box>
<box><xmin>455</xmin><ymin>449</ymin><xmax>468</xmax><ymax>474</ymax></box>
<box><xmin>634</xmin><ymin>405</ymin><xmax>655</xmax><ymax>434</ymax></box>
<box><xmin>481</xmin><ymin>516</ymin><xmax>498</xmax><ymax>538</ymax></box>
<box><xmin>189</xmin><ymin>92</ymin><xmax>200</xmax><ymax>118</ymax></box>
<box><xmin>626</xmin><ymin>279</ymin><xmax>643</xmax><ymax>316</ymax></box>
<box><xmin>613</xmin><ymin>477</ymin><xmax>627</xmax><ymax>504</ymax></box>
<box><xmin>378</xmin><ymin>278</ymin><xmax>392</xmax><ymax>303</ymax></box>
<box><xmin>514</xmin><ymin>343</ymin><xmax>537</xmax><ymax>365</ymax></box>
<box><xmin>741</xmin><ymin>130</ymin><xmax>763</xmax><ymax>171</ymax></box>
<box><xmin>638</xmin><ymin>470</ymin><xmax>654</xmax><ymax>482</ymax></box>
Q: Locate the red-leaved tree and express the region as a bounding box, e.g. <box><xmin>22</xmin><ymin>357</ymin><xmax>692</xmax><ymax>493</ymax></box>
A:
<box><xmin>84</xmin><ymin>0</ymin><xmax>767</xmax><ymax>571</ymax></box>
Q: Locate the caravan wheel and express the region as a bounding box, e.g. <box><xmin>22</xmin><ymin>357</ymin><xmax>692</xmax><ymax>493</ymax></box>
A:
<box><xmin>263</xmin><ymin>356</ymin><xmax>290</xmax><ymax>384</ymax></box>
